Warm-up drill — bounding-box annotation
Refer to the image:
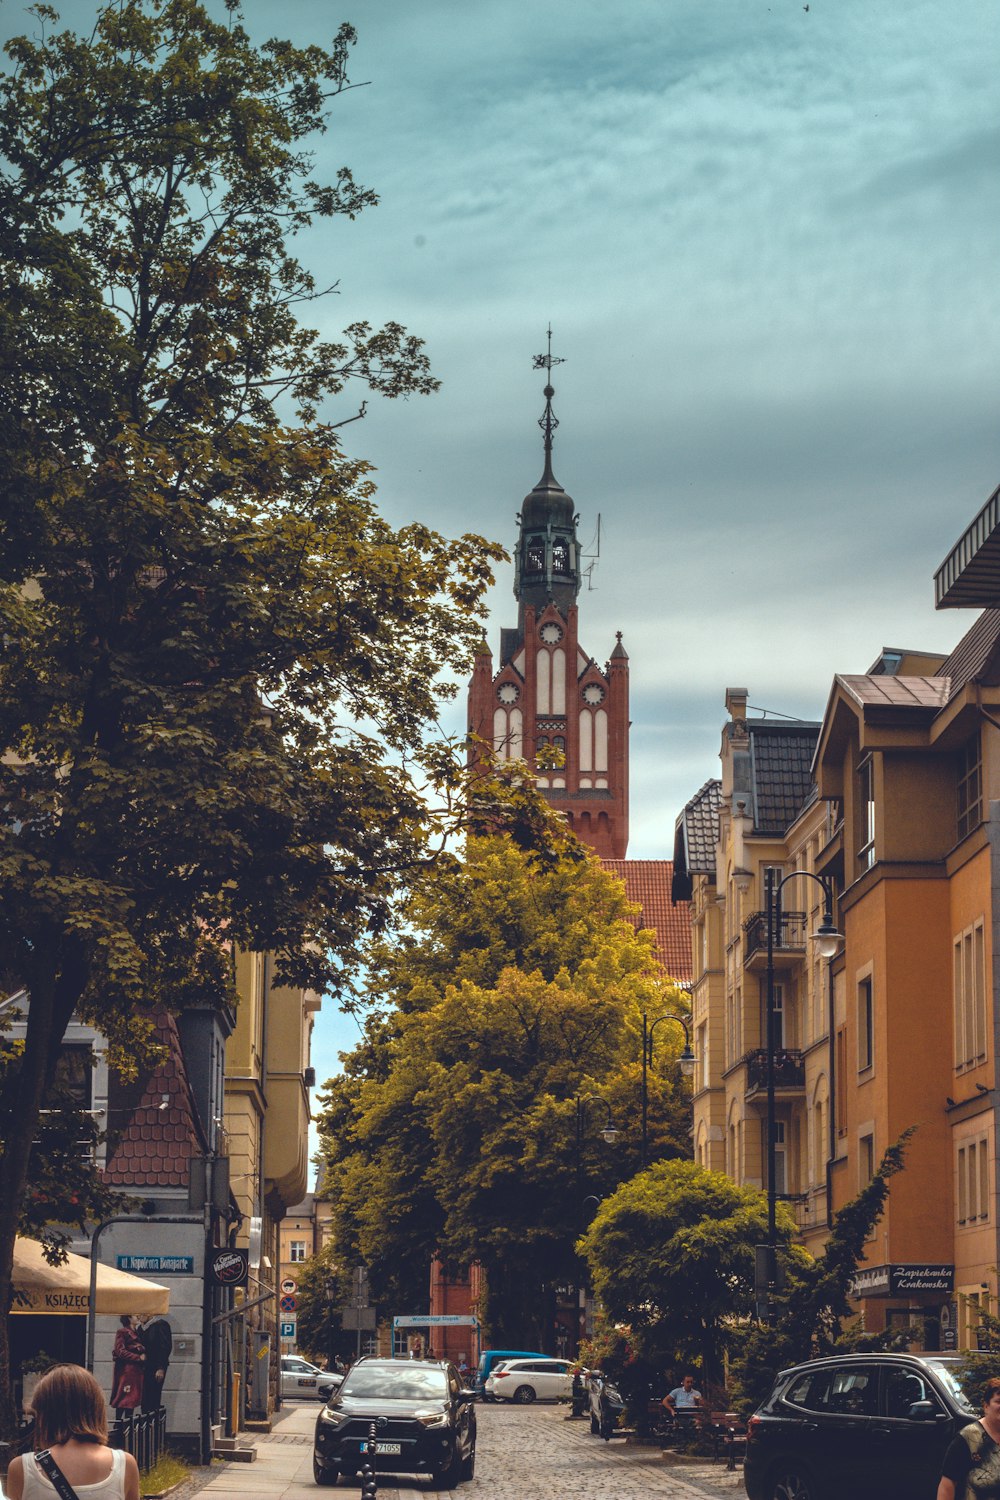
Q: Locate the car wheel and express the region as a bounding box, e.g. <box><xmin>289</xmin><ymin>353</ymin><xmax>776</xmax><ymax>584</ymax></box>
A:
<box><xmin>460</xmin><ymin>1446</ymin><xmax>476</xmax><ymax>1481</ymax></box>
<box><xmin>766</xmin><ymin>1462</ymin><xmax>825</xmax><ymax>1500</ymax></box>
<box><xmin>431</xmin><ymin>1447</ymin><xmax>461</xmax><ymax>1490</ymax></box>
<box><xmin>312</xmin><ymin>1454</ymin><xmax>337</xmax><ymax>1486</ymax></box>
<box><xmin>590</xmin><ymin>1412</ymin><xmax>600</xmax><ymax>1434</ymax></box>
<box><xmin>512</xmin><ymin>1384</ymin><xmax>536</xmax><ymax>1404</ymax></box>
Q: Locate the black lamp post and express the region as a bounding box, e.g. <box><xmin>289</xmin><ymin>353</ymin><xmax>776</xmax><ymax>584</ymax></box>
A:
<box><xmin>641</xmin><ymin>1011</ymin><xmax>696</xmax><ymax>1167</ymax></box>
<box><xmin>572</xmin><ymin>1094</ymin><xmax>618</xmax><ymax>1351</ymax></box>
<box><xmin>761</xmin><ymin>867</ymin><xmax>842</xmax><ymax>1320</ymax></box>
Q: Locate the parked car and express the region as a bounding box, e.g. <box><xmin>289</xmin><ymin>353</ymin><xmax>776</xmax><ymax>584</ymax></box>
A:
<box><xmin>473</xmin><ymin>1348</ymin><xmax>546</xmax><ymax>1401</ymax></box>
<box><xmin>743</xmin><ymin>1352</ymin><xmax>976</xmax><ymax>1500</ymax></box>
<box><xmin>485</xmin><ymin>1356</ymin><xmax>575</xmax><ymax>1404</ymax></box>
<box><xmin>587</xmin><ymin>1370</ymin><xmax>625</xmax><ymax>1438</ymax></box>
<box><xmin>313</xmin><ymin>1356</ymin><xmax>477</xmax><ymax>1488</ymax></box>
<box><xmin>281</xmin><ymin>1354</ymin><xmax>321</xmax><ymax>1399</ymax></box>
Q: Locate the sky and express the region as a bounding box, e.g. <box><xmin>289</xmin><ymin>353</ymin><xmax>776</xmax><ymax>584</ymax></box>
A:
<box><xmin>254</xmin><ymin>0</ymin><xmax>1000</xmax><ymax>1095</ymax></box>
<box><xmin>7</xmin><ymin>0</ymin><xmax>999</xmax><ymax>1111</ymax></box>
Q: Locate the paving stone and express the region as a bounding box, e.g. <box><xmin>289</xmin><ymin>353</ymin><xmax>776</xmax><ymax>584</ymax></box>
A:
<box><xmin>184</xmin><ymin>1398</ymin><xmax>747</xmax><ymax>1500</ymax></box>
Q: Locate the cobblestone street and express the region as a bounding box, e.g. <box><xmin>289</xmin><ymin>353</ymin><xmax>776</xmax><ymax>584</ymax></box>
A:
<box><xmin>187</xmin><ymin>1400</ymin><xmax>747</xmax><ymax>1500</ymax></box>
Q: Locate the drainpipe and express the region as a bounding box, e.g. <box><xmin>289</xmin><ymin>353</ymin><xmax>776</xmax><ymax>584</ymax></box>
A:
<box><xmin>827</xmin><ymin>953</ymin><xmax>837</xmax><ymax>1230</ymax></box>
<box><xmin>988</xmin><ymin>797</ymin><xmax>1000</xmax><ymax>1297</ymax></box>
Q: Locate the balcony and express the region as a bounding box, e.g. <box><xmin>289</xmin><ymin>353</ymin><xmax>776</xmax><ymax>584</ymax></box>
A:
<box><xmin>743</xmin><ymin>1047</ymin><xmax>806</xmax><ymax>1101</ymax></box>
<box><xmin>742</xmin><ymin>910</ymin><xmax>807</xmax><ymax>972</ymax></box>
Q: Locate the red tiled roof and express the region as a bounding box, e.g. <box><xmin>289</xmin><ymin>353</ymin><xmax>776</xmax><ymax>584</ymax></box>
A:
<box><xmin>601</xmin><ymin>859</ymin><xmax>692</xmax><ymax>984</ymax></box>
<box><xmin>103</xmin><ymin>1008</ymin><xmax>205</xmax><ymax>1188</ymax></box>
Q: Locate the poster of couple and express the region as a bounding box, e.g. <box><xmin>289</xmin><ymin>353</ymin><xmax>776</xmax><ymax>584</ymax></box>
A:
<box><xmin>109</xmin><ymin>1313</ymin><xmax>172</xmax><ymax>1419</ymax></box>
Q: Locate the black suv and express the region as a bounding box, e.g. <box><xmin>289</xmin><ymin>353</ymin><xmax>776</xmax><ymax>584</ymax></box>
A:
<box><xmin>313</xmin><ymin>1356</ymin><xmax>477</xmax><ymax>1488</ymax></box>
<box><xmin>744</xmin><ymin>1352</ymin><xmax>976</xmax><ymax>1500</ymax></box>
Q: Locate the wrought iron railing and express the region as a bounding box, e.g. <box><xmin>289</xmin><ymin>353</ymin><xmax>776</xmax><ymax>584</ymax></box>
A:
<box><xmin>742</xmin><ymin>910</ymin><xmax>807</xmax><ymax>960</ymax></box>
<box><xmin>112</xmin><ymin>1408</ymin><xmax>166</xmax><ymax>1472</ymax></box>
<box><xmin>744</xmin><ymin>1047</ymin><xmax>805</xmax><ymax>1093</ymax></box>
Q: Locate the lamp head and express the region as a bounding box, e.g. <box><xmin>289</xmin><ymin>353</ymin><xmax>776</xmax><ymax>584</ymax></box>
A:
<box><xmin>678</xmin><ymin>1047</ymin><xmax>696</xmax><ymax>1078</ymax></box>
<box><xmin>813</xmin><ymin>913</ymin><xmax>843</xmax><ymax>960</ymax></box>
<box><xmin>600</xmin><ymin>1125</ymin><xmax>619</xmax><ymax>1145</ymax></box>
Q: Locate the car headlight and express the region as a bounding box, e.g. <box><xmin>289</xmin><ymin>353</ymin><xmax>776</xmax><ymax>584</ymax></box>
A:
<box><xmin>319</xmin><ymin>1408</ymin><xmax>349</xmax><ymax>1428</ymax></box>
<box><xmin>415</xmin><ymin>1409</ymin><xmax>450</xmax><ymax>1428</ymax></box>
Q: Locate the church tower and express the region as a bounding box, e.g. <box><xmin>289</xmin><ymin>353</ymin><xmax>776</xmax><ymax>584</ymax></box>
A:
<box><xmin>468</xmin><ymin>336</ymin><xmax>629</xmax><ymax>859</ymax></box>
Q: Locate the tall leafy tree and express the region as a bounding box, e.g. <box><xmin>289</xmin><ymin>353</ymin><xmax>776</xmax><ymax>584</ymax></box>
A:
<box><xmin>0</xmin><ymin>0</ymin><xmax>501</xmax><ymax>1429</ymax></box>
<box><xmin>579</xmin><ymin>1159</ymin><xmax>796</xmax><ymax>1384</ymax></box>
<box><xmin>317</xmin><ymin>834</ymin><xmax>692</xmax><ymax>1346</ymax></box>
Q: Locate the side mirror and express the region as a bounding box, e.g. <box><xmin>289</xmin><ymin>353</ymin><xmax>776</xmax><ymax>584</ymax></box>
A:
<box><xmin>907</xmin><ymin>1401</ymin><xmax>938</xmax><ymax>1422</ymax></box>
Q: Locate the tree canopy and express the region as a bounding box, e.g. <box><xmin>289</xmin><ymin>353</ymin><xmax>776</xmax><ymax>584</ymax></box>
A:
<box><xmin>579</xmin><ymin>1159</ymin><xmax>796</xmax><ymax>1383</ymax></box>
<box><xmin>316</xmin><ymin>834</ymin><xmax>692</xmax><ymax>1347</ymax></box>
<box><xmin>0</xmin><ymin>0</ymin><xmax>500</xmax><ymax>1428</ymax></box>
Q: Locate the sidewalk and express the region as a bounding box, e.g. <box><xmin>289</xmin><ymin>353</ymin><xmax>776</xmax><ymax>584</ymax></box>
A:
<box><xmin>183</xmin><ymin>1404</ymin><xmax>319</xmax><ymax>1500</ymax></box>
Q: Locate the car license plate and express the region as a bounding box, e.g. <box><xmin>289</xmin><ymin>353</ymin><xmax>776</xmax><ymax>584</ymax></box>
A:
<box><xmin>299</xmin><ymin>1378</ymin><xmax>316</xmax><ymax>1388</ymax></box>
<box><xmin>361</xmin><ymin>1441</ymin><xmax>402</xmax><ymax>1455</ymax></box>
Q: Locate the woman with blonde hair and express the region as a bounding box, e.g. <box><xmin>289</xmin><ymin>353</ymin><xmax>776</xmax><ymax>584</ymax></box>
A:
<box><xmin>6</xmin><ymin>1364</ymin><xmax>139</xmax><ymax>1500</ymax></box>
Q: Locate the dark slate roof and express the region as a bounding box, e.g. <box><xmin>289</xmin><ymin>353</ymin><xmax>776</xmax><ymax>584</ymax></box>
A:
<box><xmin>747</xmin><ymin>721</ymin><xmax>820</xmax><ymax>835</ymax></box>
<box><xmin>671</xmin><ymin>779</ymin><xmax>721</xmax><ymax>903</ymax></box>
<box><xmin>940</xmin><ymin>609</ymin><xmax>1000</xmax><ymax>701</ymax></box>
<box><xmin>601</xmin><ymin>859</ymin><xmax>692</xmax><ymax>984</ymax></box>
<box><xmin>104</xmin><ymin>1008</ymin><xmax>206</xmax><ymax>1189</ymax></box>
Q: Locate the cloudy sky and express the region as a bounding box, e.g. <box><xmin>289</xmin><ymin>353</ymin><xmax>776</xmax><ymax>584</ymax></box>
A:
<box><xmin>231</xmin><ymin>0</ymin><xmax>1000</xmax><ymax>1090</ymax></box>
<box><xmin>11</xmin><ymin>0</ymin><xmax>999</xmax><ymax>1091</ymax></box>
<box><xmin>255</xmin><ymin>0</ymin><xmax>999</xmax><ymax>1089</ymax></box>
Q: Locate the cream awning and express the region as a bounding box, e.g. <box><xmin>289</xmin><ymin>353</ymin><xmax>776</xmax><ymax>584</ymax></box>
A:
<box><xmin>11</xmin><ymin>1237</ymin><xmax>170</xmax><ymax>1316</ymax></box>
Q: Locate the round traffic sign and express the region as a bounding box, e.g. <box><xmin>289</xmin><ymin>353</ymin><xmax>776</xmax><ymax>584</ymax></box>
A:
<box><xmin>280</xmin><ymin>1277</ymin><xmax>297</xmax><ymax>1295</ymax></box>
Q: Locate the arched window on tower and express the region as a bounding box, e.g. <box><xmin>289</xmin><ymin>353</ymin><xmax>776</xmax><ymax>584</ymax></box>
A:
<box><xmin>552</xmin><ymin>539</ymin><xmax>569</xmax><ymax>573</ymax></box>
<box><xmin>526</xmin><ymin>536</ymin><xmax>544</xmax><ymax>572</ymax></box>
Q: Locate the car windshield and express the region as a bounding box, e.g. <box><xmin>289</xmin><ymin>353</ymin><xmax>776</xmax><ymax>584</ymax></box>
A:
<box><xmin>925</xmin><ymin>1359</ymin><xmax>977</xmax><ymax>1413</ymax></box>
<box><xmin>342</xmin><ymin>1366</ymin><xmax>448</xmax><ymax>1400</ymax></box>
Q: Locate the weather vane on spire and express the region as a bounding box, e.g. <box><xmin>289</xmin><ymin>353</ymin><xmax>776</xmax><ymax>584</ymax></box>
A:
<box><xmin>532</xmin><ymin>325</ymin><xmax>565</xmax><ymax>457</ymax></box>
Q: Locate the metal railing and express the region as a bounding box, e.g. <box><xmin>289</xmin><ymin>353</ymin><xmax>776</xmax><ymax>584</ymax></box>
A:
<box><xmin>742</xmin><ymin>910</ymin><xmax>807</xmax><ymax>960</ymax></box>
<box><xmin>744</xmin><ymin>1047</ymin><xmax>805</xmax><ymax>1093</ymax></box>
<box><xmin>111</xmin><ymin>1408</ymin><xmax>166</xmax><ymax>1472</ymax></box>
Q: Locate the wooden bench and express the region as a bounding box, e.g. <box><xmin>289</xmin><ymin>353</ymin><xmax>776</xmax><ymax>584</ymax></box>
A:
<box><xmin>702</xmin><ymin>1411</ymin><xmax>748</xmax><ymax>1467</ymax></box>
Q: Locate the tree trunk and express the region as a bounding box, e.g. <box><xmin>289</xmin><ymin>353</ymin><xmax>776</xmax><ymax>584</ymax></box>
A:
<box><xmin>0</xmin><ymin>951</ymin><xmax>76</xmax><ymax>1440</ymax></box>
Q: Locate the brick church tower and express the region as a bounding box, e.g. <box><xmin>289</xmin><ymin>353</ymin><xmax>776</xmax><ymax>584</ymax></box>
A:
<box><xmin>467</xmin><ymin>341</ymin><xmax>629</xmax><ymax>859</ymax></box>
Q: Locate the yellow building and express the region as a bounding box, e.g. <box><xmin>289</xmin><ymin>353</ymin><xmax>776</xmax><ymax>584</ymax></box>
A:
<box><xmin>814</xmin><ymin>630</ymin><xmax>999</xmax><ymax>1347</ymax></box>
<box><xmin>678</xmin><ymin>607</ymin><xmax>1000</xmax><ymax>1350</ymax></box>
<box><xmin>225</xmin><ymin>951</ymin><xmax>321</xmax><ymax>1408</ymax></box>
<box><xmin>674</xmin><ymin>689</ymin><xmax>838</xmax><ymax>1259</ymax></box>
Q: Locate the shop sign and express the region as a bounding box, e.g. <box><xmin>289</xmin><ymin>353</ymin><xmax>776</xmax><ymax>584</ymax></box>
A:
<box><xmin>849</xmin><ymin>1263</ymin><xmax>954</xmax><ymax>1298</ymax></box>
<box><xmin>208</xmin><ymin>1249</ymin><xmax>249</xmax><ymax>1287</ymax></box>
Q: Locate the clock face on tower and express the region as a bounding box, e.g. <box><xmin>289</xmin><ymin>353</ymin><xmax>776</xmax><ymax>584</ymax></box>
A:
<box><xmin>539</xmin><ymin>622</ymin><xmax>563</xmax><ymax>645</ymax></box>
<box><xmin>497</xmin><ymin>683</ymin><xmax>520</xmax><ymax>704</ymax></box>
<box><xmin>582</xmin><ymin>683</ymin><xmax>606</xmax><ymax>705</ymax></box>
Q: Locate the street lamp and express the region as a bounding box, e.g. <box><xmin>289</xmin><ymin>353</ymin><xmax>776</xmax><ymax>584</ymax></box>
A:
<box><xmin>641</xmin><ymin>1011</ymin><xmax>696</xmax><ymax>1167</ymax></box>
<box><xmin>572</xmin><ymin>1094</ymin><xmax>617</xmax><ymax>1353</ymax></box>
<box><xmin>761</xmin><ymin>867</ymin><xmax>843</xmax><ymax>1320</ymax></box>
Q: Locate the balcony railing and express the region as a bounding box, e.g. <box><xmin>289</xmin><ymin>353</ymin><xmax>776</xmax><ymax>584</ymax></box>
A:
<box><xmin>743</xmin><ymin>1047</ymin><xmax>806</xmax><ymax>1096</ymax></box>
<box><xmin>742</xmin><ymin>910</ymin><xmax>807</xmax><ymax>962</ymax></box>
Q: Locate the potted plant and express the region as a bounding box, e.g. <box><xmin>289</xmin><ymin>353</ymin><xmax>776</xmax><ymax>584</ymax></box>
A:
<box><xmin>21</xmin><ymin>1352</ymin><xmax>55</xmax><ymax>1413</ymax></box>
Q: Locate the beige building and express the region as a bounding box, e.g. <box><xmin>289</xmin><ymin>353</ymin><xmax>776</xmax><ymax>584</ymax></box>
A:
<box><xmin>225</xmin><ymin>952</ymin><xmax>321</xmax><ymax>1406</ymax></box>
<box><xmin>674</xmin><ymin>688</ymin><xmax>838</xmax><ymax>1258</ymax></box>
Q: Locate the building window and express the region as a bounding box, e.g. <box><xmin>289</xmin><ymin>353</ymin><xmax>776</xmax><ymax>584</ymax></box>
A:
<box><xmin>857</xmin><ymin>756</ymin><xmax>875</xmax><ymax>871</ymax></box>
<box><xmin>860</xmin><ymin>1132</ymin><xmax>875</xmax><ymax>1187</ymax></box>
<box><xmin>858</xmin><ymin>975</ymin><xmax>874</xmax><ymax>1072</ymax></box>
<box><xmin>289</xmin><ymin>1240</ymin><xmax>307</xmax><ymax>1262</ymax></box>
<box><xmin>957</xmin><ymin>734</ymin><xmax>983</xmax><ymax>841</ymax></box>
<box><xmin>773</xmin><ymin>1120</ymin><xmax>787</xmax><ymax>1196</ymax></box>
<box><xmin>954</xmin><ymin>921</ymin><xmax>987</xmax><ymax>1070</ymax></box>
<box><xmin>957</xmin><ymin>1137</ymin><xmax>991</xmax><ymax>1226</ymax></box>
